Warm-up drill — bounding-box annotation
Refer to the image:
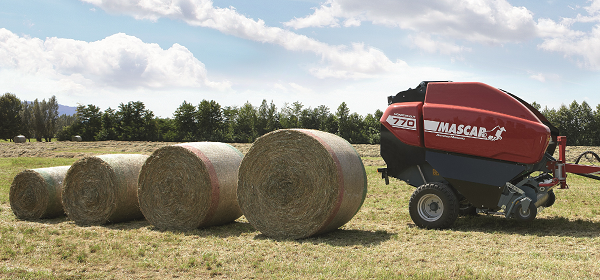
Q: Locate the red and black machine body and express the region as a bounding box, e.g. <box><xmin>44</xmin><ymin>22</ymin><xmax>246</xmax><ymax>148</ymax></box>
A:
<box><xmin>379</xmin><ymin>81</ymin><xmax>600</xmax><ymax>228</ymax></box>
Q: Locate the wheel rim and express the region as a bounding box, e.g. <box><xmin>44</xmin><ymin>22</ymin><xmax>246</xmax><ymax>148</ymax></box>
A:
<box><xmin>519</xmin><ymin>205</ymin><xmax>531</xmax><ymax>218</ymax></box>
<box><xmin>417</xmin><ymin>194</ymin><xmax>444</xmax><ymax>222</ymax></box>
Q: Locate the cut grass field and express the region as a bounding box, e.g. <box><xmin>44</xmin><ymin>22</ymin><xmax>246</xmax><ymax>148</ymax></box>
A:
<box><xmin>1</xmin><ymin>144</ymin><xmax>600</xmax><ymax>279</ymax></box>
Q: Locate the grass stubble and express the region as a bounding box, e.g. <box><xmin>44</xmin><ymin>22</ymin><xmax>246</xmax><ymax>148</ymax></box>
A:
<box><xmin>0</xmin><ymin>143</ymin><xmax>599</xmax><ymax>279</ymax></box>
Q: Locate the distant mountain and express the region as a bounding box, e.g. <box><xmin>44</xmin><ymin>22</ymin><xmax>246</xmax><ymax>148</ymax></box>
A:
<box><xmin>22</xmin><ymin>101</ymin><xmax>78</xmax><ymax>116</ymax></box>
<box><xmin>58</xmin><ymin>104</ymin><xmax>77</xmax><ymax>116</ymax></box>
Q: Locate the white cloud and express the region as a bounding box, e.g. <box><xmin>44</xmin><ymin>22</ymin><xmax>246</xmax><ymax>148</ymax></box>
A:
<box><xmin>528</xmin><ymin>72</ymin><xmax>560</xmax><ymax>82</ymax></box>
<box><xmin>280</xmin><ymin>0</ymin><xmax>600</xmax><ymax>71</ymax></box>
<box><xmin>586</xmin><ymin>0</ymin><xmax>600</xmax><ymax>15</ymax></box>
<box><xmin>536</xmin><ymin>1</ymin><xmax>600</xmax><ymax>70</ymax></box>
<box><xmin>529</xmin><ymin>73</ymin><xmax>546</xmax><ymax>82</ymax></box>
<box><xmin>0</xmin><ymin>28</ymin><xmax>229</xmax><ymax>91</ymax></box>
<box><xmin>343</xmin><ymin>18</ymin><xmax>361</xmax><ymax>27</ymax></box>
<box><xmin>409</xmin><ymin>34</ymin><xmax>471</xmax><ymax>55</ymax></box>
<box><xmin>284</xmin><ymin>0</ymin><xmax>538</xmax><ymax>44</ymax></box>
<box><xmin>536</xmin><ymin>18</ymin><xmax>583</xmax><ymax>38</ymax></box>
<box><xmin>80</xmin><ymin>0</ymin><xmax>403</xmax><ymax>79</ymax></box>
<box><xmin>271</xmin><ymin>82</ymin><xmax>313</xmax><ymax>94</ymax></box>
<box><xmin>284</xmin><ymin>2</ymin><xmax>342</xmax><ymax>29</ymax></box>
<box><xmin>539</xmin><ymin>26</ymin><xmax>600</xmax><ymax>70</ymax></box>
<box><xmin>288</xmin><ymin>83</ymin><xmax>313</xmax><ymax>94</ymax></box>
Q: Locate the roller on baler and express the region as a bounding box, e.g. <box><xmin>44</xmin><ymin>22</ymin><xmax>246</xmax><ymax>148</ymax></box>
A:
<box><xmin>377</xmin><ymin>81</ymin><xmax>600</xmax><ymax>229</ymax></box>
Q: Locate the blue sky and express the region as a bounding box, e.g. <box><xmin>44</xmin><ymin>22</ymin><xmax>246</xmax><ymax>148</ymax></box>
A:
<box><xmin>1</xmin><ymin>0</ymin><xmax>600</xmax><ymax>118</ymax></box>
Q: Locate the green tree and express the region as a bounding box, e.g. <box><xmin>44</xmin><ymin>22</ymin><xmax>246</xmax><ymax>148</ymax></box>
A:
<box><xmin>321</xmin><ymin>111</ymin><xmax>338</xmax><ymax>134</ymax></box>
<box><xmin>115</xmin><ymin>101</ymin><xmax>157</xmax><ymax>141</ymax></box>
<box><xmin>0</xmin><ymin>93</ymin><xmax>23</xmax><ymax>141</ymax></box>
<box><xmin>173</xmin><ymin>101</ymin><xmax>197</xmax><ymax>141</ymax></box>
<box><xmin>75</xmin><ymin>104</ymin><xmax>102</xmax><ymax>141</ymax></box>
<box><xmin>32</xmin><ymin>99</ymin><xmax>45</xmax><ymax>142</ymax></box>
<box><xmin>44</xmin><ymin>96</ymin><xmax>59</xmax><ymax>142</ymax></box>
<box><xmin>196</xmin><ymin>100</ymin><xmax>224</xmax><ymax>141</ymax></box>
<box><xmin>594</xmin><ymin>104</ymin><xmax>600</xmax><ymax>146</ymax></box>
<box><xmin>347</xmin><ymin>112</ymin><xmax>368</xmax><ymax>144</ymax></box>
<box><xmin>280</xmin><ymin>101</ymin><xmax>303</xmax><ymax>129</ymax></box>
<box><xmin>19</xmin><ymin>101</ymin><xmax>34</xmax><ymax>141</ymax></box>
<box><xmin>299</xmin><ymin>107</ymin><xmax>318</xmax><ymax>129</ymax></box>
<box><xmin>574</xmin><ymin>101</ymin><xmax>595</xmax><ymax>146</ymax></box>
<box><xmin>95</xmin><ymin>108</ymin><xmax>118</xmax><ymax>141</ymax></box>
<box><xmin>364</xmin><ymin>110</ymin><xmax>382</xmax><ymax>144</ymax></box>
<box><xmin>541</xmin><ymin>100</ymin><xmax>595</xmax><ymax>146</ymax></box>
<box><xmin>336</xmin><ymin>102</ymin><xmax>351</xmax><ymax>141</ymax></box>
<box><xmin>156</xmin><ymin>117</ymin><xmax>177</xmax><ymax>142</ymax></box>
<box><xmin>56</xmin><ymin>114</ymin><xmax>76</xmax><ymax>135</ymax></box>
<box><xmin>234</xmin><ymin>102</ymin><xmax>257</xmax><ymax>143</ymax></box>
<box><xmin>314</xmin><ymin>105</ymin><xmax>333</xmax><ymax>132</ymax></box>
<box><xmin>26</xmin><ymin>96</ymin><xmax>59</xmax><ymax>142</ymax></box>
<box><xmin>222</xmin><ymin>106</ymin><xmax>239</xmax><ymax>142</ymax></box>
<box><xmin>256</xmin><ymin>99</ymin><xmax>279</xmax><ymax>136</ymax></box>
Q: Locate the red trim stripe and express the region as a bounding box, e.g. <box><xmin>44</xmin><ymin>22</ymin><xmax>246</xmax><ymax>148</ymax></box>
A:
<box><xmin>301</xmin><ymin>130</ymin><xmax>345</xmax><ymax>235</ymax></box>
<box><xmin>178</xmin><ymin>144</ymin><xmax>220</xmax><ymax>226</ymax></box>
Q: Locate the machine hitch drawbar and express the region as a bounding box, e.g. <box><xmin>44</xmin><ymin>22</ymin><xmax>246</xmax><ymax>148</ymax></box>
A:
<box><xmin>548</xmin><ymin>136</ymin><xmax>600</xmax><ymax>189</ymax></box>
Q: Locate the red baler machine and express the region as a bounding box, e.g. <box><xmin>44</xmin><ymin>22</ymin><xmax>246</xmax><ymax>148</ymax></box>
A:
<box><xmin>378</xmin><ymin>81</ymin><xmax>600</xmax><ymax>229</ymax></box>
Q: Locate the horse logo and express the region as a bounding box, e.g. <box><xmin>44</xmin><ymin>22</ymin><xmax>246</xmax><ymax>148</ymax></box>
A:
<box><xmin>487</xmin><ymin>126</ymin><xmax>506</xmax><ymax>141</ymax></box>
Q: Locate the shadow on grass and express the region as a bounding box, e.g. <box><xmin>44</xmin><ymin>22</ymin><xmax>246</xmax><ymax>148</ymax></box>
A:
<box><xmin>22</xmin><ymin>212</ymin><xmax>393</xmax><ymax>245</ymax></box>
<box><xmin>17</xmin><ymin>212</ymin><xmax>257</xmax><ymax>238</ymax></box>
<box><xmin>253</xmin><ymin>228</ymin><xmax>393</xmax><ymax>247</ymax></box>
<box><xmin>149</xmin><ymin>221</ymin><xmax>257</xmax><ymax>238</ymax></box>
<box><xmin>452</xmin><ymin>214</ymin><xmax>600</xmax><ymax>237</ymax></box>
<box><xmin>27</xmin><ymin>216</ymin><xmax>154</xmax><ymax>230</ymax></box>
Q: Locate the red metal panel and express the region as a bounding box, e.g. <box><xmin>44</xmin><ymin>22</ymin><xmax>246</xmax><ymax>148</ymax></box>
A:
<box><xmin>380</xmin><ymin>102</ymin><xmax>423</xmax><ymax>147</ymax></box>
<box><xmin>425</xmin><ymin>82</ymin><xmax>540</xmax><ymax>123</ymax></box>
<box><xmin>422</xmin><ymin>83</ymin><xmax>551</xmax><ymax>164</ymax></box>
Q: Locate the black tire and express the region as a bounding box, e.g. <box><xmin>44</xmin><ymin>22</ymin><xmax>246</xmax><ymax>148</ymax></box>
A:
<box><xmin>409</xmin><ymin>182</ymin><xmax>459</xmax><ymax>229</ymax></box>
<box><xmin>514</xmin><ymin>200</ymin><xmax>537</xmax><ymax>222</ymax></box>
<box><xmin>544</xmin><ymin>190</ymin><xmax>556</xmax><ymax>207</ymax></box>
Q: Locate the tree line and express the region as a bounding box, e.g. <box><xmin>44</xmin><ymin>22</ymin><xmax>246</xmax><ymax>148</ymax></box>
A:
<box><xmin>2</xmin><ymin>91</ymin><xmax>600</xmax><ymax>145</ymax></box>
<box><xmin>0</xmin><ymin>93</ymin><xmax>63</xmax><ymax>142</ymax></box>
<box><xmin>533</xmin><ymin>101</ymin><xmax>600</xmax><ymax>146</ymax></box>
<box><xmin>1</xmin><ymin>93</ymin><xmax>383</xmax><ymax>144</ymax></box>
<box><xmin>58</xmin><ymin>99</ymin><xmax>383</xmax><ymax>144</ymax></box>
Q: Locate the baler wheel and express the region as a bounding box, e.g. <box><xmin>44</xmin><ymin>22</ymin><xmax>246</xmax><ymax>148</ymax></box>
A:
<box><xmin>544</xmin><ymin>191</ymin><xmax>556</xmax><ymax>207</ymax></box>
<box><xmin>409</xmin><ymin>182</ymin><xmax>459</xmax><ymax>229</ymax></box>
<box><xmin>514</xmin><ymin>200</ymin><xmax>537</xmax><ymax>222</ymax></box>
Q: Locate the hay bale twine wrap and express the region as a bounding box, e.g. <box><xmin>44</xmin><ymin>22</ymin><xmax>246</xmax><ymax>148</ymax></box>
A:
<box><xmin>9</xmin><ymin>166</ymin><xmax>70</xmax><ymax>220</ymax></box>
<box><xmin>238</xmin><ymin>129</ymin><xmax>367</xmax><ymax>239</ymax></box>
<box><xmin>62</xmin><ymin>154</ymin><xmax>148</xmax><ymax>225</ymax></box>
<box><xmin>138</xmin><ymin>142</ymin><xmax>243</xmax><ymax>230</ymax></box>
<box><xmin>14</xmin><ymin>135</ymin><xmax>26</xmax><ymax>143</ymax></box>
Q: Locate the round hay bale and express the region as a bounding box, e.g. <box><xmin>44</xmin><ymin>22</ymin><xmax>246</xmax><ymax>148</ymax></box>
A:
<box><xmin>62</xmin><ymin>154</ymin><xmax>149</xmax><ymax>225</ymax></box>
<box><xmin>237</xmin><ymin>129</ymin><xmax>367</xmax><ymax>239</ymax></box>
<box><xmin>138</xmin><ymin>142</ymin><xmax>243</xmax><ymax>230</ymax></box>
<box><xmin>9</xmin><ymin>166</ymin><xmax>71</xmax><ymax>220</ymax></box>
<box><xmin>14</xmin><ymin>135</ymin><xmax>26</xmax><ymax>143</ymax></box>
<box><xmin>71</xmin><ymin>135</ymin><xmax>82</xmax><ymax>142</ymax></box>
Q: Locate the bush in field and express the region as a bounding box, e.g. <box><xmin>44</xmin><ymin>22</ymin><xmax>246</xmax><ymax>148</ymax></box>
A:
<box><xmin>0</xmin><ymin>93</ymin><xmax>22</xmax><ymax>141</ymax></box>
